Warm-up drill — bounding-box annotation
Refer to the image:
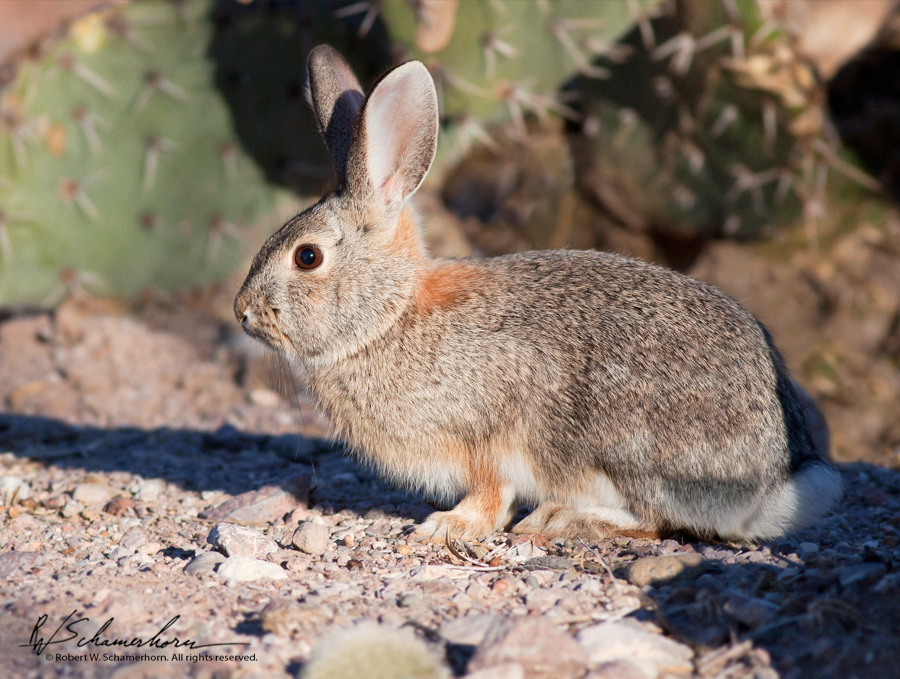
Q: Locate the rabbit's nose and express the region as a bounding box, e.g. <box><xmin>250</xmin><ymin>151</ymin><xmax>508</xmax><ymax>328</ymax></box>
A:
<box><xmin>234</xmin><ymin>289</ymin><xmax>251</xmax><ymax>324</ymax></box>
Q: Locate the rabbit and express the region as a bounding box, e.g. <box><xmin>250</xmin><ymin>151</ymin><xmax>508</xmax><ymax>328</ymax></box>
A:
<box><xmin>234</xmin><ymin>45</ymin><xmax>842</xmax><ymax>543</ymax></box>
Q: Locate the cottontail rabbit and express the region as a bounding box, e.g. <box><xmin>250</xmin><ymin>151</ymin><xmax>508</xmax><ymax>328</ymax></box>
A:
<box><xmin>235</xmin><ymin>46</ymin><xmax>841</xmax><ymax>542</ymax></box>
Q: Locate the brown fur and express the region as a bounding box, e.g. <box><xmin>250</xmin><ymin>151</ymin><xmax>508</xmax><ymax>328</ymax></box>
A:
<box><xmin>234</xmin><ymin>46</ymin><xmax>842</xmax><ymax>544</ymax></box>
<box><xmin>415</xmin><ymin>261</ymin><xmax>482</xmax><ymax>313</ymax></box>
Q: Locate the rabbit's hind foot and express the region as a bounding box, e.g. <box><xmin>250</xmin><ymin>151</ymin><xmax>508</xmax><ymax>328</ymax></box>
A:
<box><xmin>415</xmin><ymin>484</ymin><xmax>517</xmax><ymax>541</ymax></box>
<box><xmin>512</xmin><ymin>501</ymin><xmax>665</xmax><ymax>541</ymax></box>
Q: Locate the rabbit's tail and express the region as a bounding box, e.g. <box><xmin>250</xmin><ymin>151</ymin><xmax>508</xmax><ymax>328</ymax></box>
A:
<box><xmin>734</xmin><ymin>458</ymin><xmax>842</xmax><ymax>542</ymax></box>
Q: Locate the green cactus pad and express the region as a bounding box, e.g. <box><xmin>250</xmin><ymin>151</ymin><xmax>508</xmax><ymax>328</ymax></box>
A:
<box><xmin>0</xmin><ymin>0</ymin><xmax>290</xmax><ymax>306</ymax></box>
<box><xmin>382</xmin><ymin>0</ymin><xmax>662</xmax><ymax>126</ymax></box>
<box><xmin>567</xmin><ymin>0</ymin><xmax>871</xmax><ymax>241</ymax></box>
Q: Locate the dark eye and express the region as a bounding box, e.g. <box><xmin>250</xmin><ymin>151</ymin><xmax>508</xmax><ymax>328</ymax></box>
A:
<box><xmin>294</xmin><ymin>245</ymin><xmax>323</xmax><ymax>270</ymax></box>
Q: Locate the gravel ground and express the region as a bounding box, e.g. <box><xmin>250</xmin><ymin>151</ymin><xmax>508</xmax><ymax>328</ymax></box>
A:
<box><xmin>1</xmin><ymin>294</ymin><xmax>899</xmax><ymax>679</ymax></box>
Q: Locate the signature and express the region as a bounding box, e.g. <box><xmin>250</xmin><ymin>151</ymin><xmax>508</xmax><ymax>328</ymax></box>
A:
<box><xmin>21</xmin><ymin>611</ymin><xmax>248</xmax><ymax>655</ymax></box>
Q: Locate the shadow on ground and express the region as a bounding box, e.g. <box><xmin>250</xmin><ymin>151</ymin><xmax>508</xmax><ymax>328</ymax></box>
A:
<box><xmin>2</xmin><ymin>413</ymin><xmax>899</xmax><ymax>679</ymax></box>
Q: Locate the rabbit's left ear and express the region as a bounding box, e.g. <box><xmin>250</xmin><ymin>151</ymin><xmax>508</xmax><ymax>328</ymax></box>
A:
<box><xmin>307</xmin><ymin>45</ymin><xmax>365</xmax><ymax>184</ymax></box>
<box><xmin>347</xmin><ymin>60</ymin><xmax>439</xmax><ymax>210</ymax></box>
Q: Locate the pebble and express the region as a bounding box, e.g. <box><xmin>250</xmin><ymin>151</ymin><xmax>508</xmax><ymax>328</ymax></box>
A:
<box><xmin>398</xmin><ymin>592</ymin><xmax>419</xmax><ymax>608</ymax></box>
<box><xmin>8</xmin><ymin>514</ymin><xmax>42</xmax><ymax>533</ymax></box>
<box><xmin>799</xmin><ymin>542</ymin><xmax>820</xmax><ymax>554</ymax></box>
<box><xmin>120</xmin><ymin>528</ymin><xmax>147</xmax><ymax>550</ymax></box>
<box><xmin>465</xmin><ymin>664</ymin><xmax>526</xmax><ymax>679</ymax></box>
<box><xmin>503</xmin><ymin>541</ymin><xmax>547</xmax><ymax>564</ymax></box>
<box><xmin>184</xmin><ymin>551</ymin><xmax>227</xmax><ymax>576</ymax></box>
<box><xmin>583</xmin><ymin>660</ymin><xmax>651</xmax><ymax>679</ymax></box>
<box><xmin>520</xmin><ymin>555</ymin><xmax>573</xmax><ymax>571</ymax></box>
<box><xmin>207</xmin><ymin>523</ymin><xmax>279</xmax><ymax>558</ymax></box>
<box><xmin>624</xmin><ymin>553</ymin><xmax>707</xmax><ymax>587</ymax></box>
<box><xmin>723</xmin><ymin>593</ymin><xmax>780</xmax><ymax>628</ymax></box>
<box><xmin>0</xmin><ymin>475</ymin><xmax>30</xmax><ymax>500</ymax></box>
<box><xmin>261</xmin><ymin>599</ymin><xmax>332</xmax><ymax>636</ymax></box>
<box><xmin>577</xmin><ymin>619</ymin><xmax>693</xmax><ymax>676</ymax></box>
<box><xmin>72</xmin><ymin>483</ymin><xmax>115</xmax><ymax>506</ymax></box>
<box><xmin>292</xmin><ymin>522</ymin><xmax>331</xmax><ymax>555</ymax></box>
<box><xmin>216</xmin><ymin>556</ymin><xmax>288</xmax><ymax>582</ymax></box>
<box><xmin>0</xmin><ymin>551</ymin><xmax>45</xmax><ymax>578</ymax></box>
<box><xmin>103</xmin><ymin>496</ymin><xmax>136</xmax><ymax>516</ymax></box>
<box><xmin>61</xmin><ymin>499</ymin><xmax>85</xmax><ymax>518</ymax></box>
<box><xmin>468</xmin><ymin>617</ymin><xmax>588</xmax><ymax>679</ymax></box>
<box><xmin>200</xmin><ymin>473</ymin><xmax>311</xmax><ymax>524</ymax></box>
<box><xmin>441</xmin><ymin>615</ymin><xmax>505</xmax><ymax>646</ymax></box>
<box><xmin>135</xmin><ymin>479</ymin><xmax>166</xmax><ymax>502</ymax></box>
<box><xmin>839</xmin><ymin>562</ymin><xmax>888</xmax><ymax>587</ymax></box>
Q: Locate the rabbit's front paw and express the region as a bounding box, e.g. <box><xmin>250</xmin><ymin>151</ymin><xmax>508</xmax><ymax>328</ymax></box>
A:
<box><xmin>416</xmin><ymin>511</ymin><xmax>481</xmax><ymax>541</ymax></box>
<box><xmin>415</xmin><ymin>485</ymin><xmax>517</xmax><ymax>541</ymax></box>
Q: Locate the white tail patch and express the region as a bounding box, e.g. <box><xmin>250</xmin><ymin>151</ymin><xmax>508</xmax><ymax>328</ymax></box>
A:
<box><xmin>736</xmin><ymin>461</ymin><xmax>842</xmax><ymax>541</ymax></box>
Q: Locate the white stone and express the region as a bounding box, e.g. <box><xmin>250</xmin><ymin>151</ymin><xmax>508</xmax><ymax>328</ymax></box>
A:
<box><xmin>0</xmin><ymin>475</ymin><xmax>30</xmax><ymax>500</ymax></box>
<box><xmin>136</xmin><ymin>479</ymin><xmax>166</xmax><ymax>502</ymax></box>
<box><xmin>291</xmin><ymin>522</ymin><xmax>331</xmax><ymax>555</ymax></box>
<box><xmin>465</xmin><ymin>664</ymin><xmax>525</xmax><ymax>679</ymax></box>
<box><xmin>503</xmin><ymin>541</ymin><xmax>547</xmax><ymax>564</ymax></box>
<box><xmin>72</xmin><ymin>483</ymin><xmax>114</xmax><ymax>506</ymax></box>
<box><xmin>577</xmin><ymin>619</ymin><xmax>693</xmax><ymax>677</ymax></box>
<box><xmin>208</xmin><ymin>523</ymin><xmax>278</xmax><ymax>558</ymax></box>
<box><xmin>217</xmin><ymin>556</ymin><xmax>288</xmax><ymax>582</ymax></box>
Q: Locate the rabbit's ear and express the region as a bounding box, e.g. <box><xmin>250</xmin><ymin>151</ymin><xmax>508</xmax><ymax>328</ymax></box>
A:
<box><xmin>307</xmin><ymin>45</ymin><xmax>365</xmax><ymax>183</ymax></box>
<box><xmin>348</xmin><ymin>60</ymin><xmax>438</xmax><ymax>210</ymax></box>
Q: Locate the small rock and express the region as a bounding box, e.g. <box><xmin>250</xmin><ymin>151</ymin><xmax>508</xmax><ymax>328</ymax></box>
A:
<box><xmin>207</xmin><ymin>523</ymin><xmax>279</xmax><ymax>558</ymax></box>
<box><xmin>520</xmin><ymin>555</ymin><xmax>573</xmax><ymax>571</ymax></box>
<box><xmin>184</xmin><ymin>551</ymin><xmax>226</xmax><ymax>576</ymax></box>
<box><xmin>577</xmin><ymin>619</ymin><xmax>693</xmax><ymax>676</ymax></box>
<box><xmin>503</xmin><ymin>541</ymin><xmax>547</xmax><ymax>564</ymax></box>
<box><xmin>120</xmin><ymin>529</ymin><xmax>147</xmax><ymax>551</ymax></box>
<box><xmin>135</xmin><ymin>479</ymin><xmax>166</xmax><ymax>503</ymax></box>
<box><xmin>625</xmin><ymin>554</ymin><xmax>707</xmax><ymax>587</ymax></box>
<box><xmin>103</xmin><ymin>496</ymin><xmax>136</xmax><ymax>516</ymax></box>
<box><xmin>798</xmin><ymin>542</ymin><xmax>819</xmax><ymax>554</ymax></box>
<box><xmin>468</xmin><ymin>618</ymin><xmax>588</xmax><ymax>679</ymax></box>
<box><xmin>0</xmin><ymin>475</ymin><xmax>31</xmax><ymax>501</ymax></box>
<box><xmin>723</xmin><ymin>593</ymin><xmax>779</xmax><ymax>628</ymax></box>
<box><xmin>110</xmin><ymin>546</ymin><xmax>136</xmax><ymax>562</ymax></box>
<box><xmin>61</xmin><ymin>499</ymin><xmax>85</xmax><ymax>518</ymax></box>
<box><xmin>441</xmin><ymin>615</ymin><xmax>504</xmax><ymax>646</ymax></box>
<box><xmin>7</xmin><ymin>514</ymin><xmax>42</xmax><ymax>534</ymax></box>
<box><xmin>0</xmin><ymin>551</ymin><xmax>45</xmax><ymax>578</ymax></box>
<box><xmin>465</xmin><ymin>665</ymin><xmax>526</xmax><ymax>679</ymax></box>
<box><xmin>292</xmin><ymin>522</ymin><xmax>331</xmax><ymax>555</ymax></box>
<box><xmin>584</xmin><ymin>660</ymin><xmax>652</xmax><ymax>679</ymax></box>
<box><xmin>839</xmin><ymin>562</ymin><xmax>888</xmax><ymax>587</ymax></box>
<box><xmin>72</xmin><ymin>483</ymin><xmax>115</xmax><ymax>506</ymax></box>
<box><xmin>200</xmin><ymin>473</ymin><xmax>311</xmax><ymax>524</ymax></box>
<box><xmin>873</xmin><ymin>572</ymin><xmax>900</xmax><ymax>593</ymax></box>
<box><xmin>216</xmin><ymin>556</ymin><xmax>288</xmax><ymax>582</ymax></box>
<box><xmin>398</xmin><ymin>592</ymin><xmax>419</xmax><ymax>608</ymax></box>
<box><xmin>261</xmin><ymin>599</ymin><xmax>332</xmax><ymax>637</ymax></box>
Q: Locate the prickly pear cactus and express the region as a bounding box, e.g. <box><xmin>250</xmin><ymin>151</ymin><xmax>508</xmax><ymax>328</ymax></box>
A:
<box><xmin>381</xmin><ymin>0</ymin><xmax>661</xmax><ymax>150</ymax></box>
<box><xmin>0</xmin><ymin>0</ymin><xmax>291</xmax><ymax>305</ymax></box>
<box><xmin>567</xmin><ymin>0</ymin><xmax>879</xmax><ymax>242</ymax></box>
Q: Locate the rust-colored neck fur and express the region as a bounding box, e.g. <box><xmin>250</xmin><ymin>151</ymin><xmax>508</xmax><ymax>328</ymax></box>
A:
<box><xmin>390</xmin><ymin>206</ymin><xmax>482</xmax><ymax>315</ymax></box>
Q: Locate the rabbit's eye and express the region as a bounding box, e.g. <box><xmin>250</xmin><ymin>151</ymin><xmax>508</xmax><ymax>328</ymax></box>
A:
<box><xmin>294</xmin><ymin>245</ymin><xmax>323</xmax><ymax>270</ymax></box>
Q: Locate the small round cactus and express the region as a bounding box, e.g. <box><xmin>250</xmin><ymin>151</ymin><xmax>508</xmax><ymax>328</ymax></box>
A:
<box><xmin>302</xmin><ymin>622</ymin><xmax>450</xmax><ymax>679</ymax></box>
